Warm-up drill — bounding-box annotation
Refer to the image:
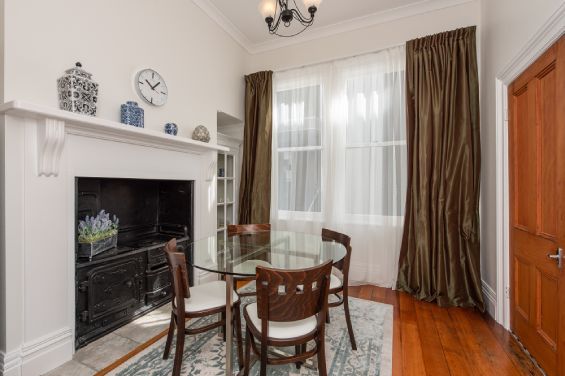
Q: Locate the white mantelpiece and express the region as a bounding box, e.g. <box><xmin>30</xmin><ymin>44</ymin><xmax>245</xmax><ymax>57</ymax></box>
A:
<box><xmin>0</xmin><ymin>101</ymin><xmax>224</xmax><ymax>376</ymax></box>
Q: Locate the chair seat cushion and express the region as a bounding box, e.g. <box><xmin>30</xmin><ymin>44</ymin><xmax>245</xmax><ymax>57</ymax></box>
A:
<box><xmin>184</xmin><ymin>280</ymin><xmax>239</xmax><ymax>313</ymax></box>
<box><xmin>330</xmin><ymin>273</ymin><xmax>343</xmax><ymax>290</ymax></box>
<box><xmin>244</xmin><ymin>302</ymin><xmax>317</xmax><ymax>340</ymax></box>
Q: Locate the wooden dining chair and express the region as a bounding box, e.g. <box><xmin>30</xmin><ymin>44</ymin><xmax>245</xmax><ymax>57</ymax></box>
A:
<box><xmin>321</xmin><ymin>228</ymin><xmax>357</xmax><ymax>350</ymax></box>
<box><xmin>162</xmin><ymin>239</ymin><xmax>244</xmax><ymax>376</ymax></box>
<box><xmin>227</xmin><ymin>224</ymin><xmax>271</xmax><ymax>297</ymax></box>
<box><xmin>242</xmin><ymin>261</ymin><xmax>333</xmax><ymax>376</ymax></box>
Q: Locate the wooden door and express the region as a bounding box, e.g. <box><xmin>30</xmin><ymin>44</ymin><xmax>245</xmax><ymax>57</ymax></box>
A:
<box><xmin>509</xmin><ymin>35</ymin><xmax>565</xmax><ymax>376</ymax></box>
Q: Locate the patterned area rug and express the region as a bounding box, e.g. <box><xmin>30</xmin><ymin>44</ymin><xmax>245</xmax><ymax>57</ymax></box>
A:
<box><xmin>106</xmin><ymin>297</ymin><xmax>392</xmax><ymax>375</ymax></box>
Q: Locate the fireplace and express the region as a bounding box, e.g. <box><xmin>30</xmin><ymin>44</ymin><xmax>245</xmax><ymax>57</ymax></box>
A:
<box><xmin>0</xmin><ymin>101</ymin><xmax>225</xmax><ymax>376</ymax></box>
<box><xmin>74</xmin><ymin>177</ymin><xmax>194</xmax><ymax>348</ymax></box>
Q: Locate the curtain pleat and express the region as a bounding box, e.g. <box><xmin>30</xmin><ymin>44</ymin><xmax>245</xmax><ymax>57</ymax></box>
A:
<box><xmin>238</xmin><ymin>71</ymin><xmax>273</xmax><ymax>224</ymax></box>
<box><xmin>396</xmin><ymin>26</ymin><xmax>484</xmax><ymax>311</ymax></box>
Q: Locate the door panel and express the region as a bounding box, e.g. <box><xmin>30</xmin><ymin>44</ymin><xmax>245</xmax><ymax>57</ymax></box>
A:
<box><xmin>513</xmin><ymin>85</ymin><xmax>537</xmax><ymax>232</ymax></box>
<box><xmin>509</xmin><ymin>35</ymin><xmax>565</xmax><ymax>376</ymax></box>
<box><xmin>540</xmin><ymin>67</ymin><xmax>557</xmax><ymax>238</ymax></box>
<box><xmin>537</xmin><ymin>269</ymin><xmax>558</xmax><ymax>348</ymax></box>
<box><xmin>514</xmin><ymin>256</ymin><xmax>531</xmax><ymax>320</ymax></box>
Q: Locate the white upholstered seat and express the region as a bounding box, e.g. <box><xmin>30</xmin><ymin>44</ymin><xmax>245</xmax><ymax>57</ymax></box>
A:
<box><xmin>330</xmin><ymin>273</ymin><xmax>343</xmax><ymax>290</ymax></box>
<box><xmin>184</xmin><ymin>280</ymin><xmax>239</xmax><ymax>313</ymax></box>
<box><xmin>244</xmin><ymin>302</ymin><xmax>318</xmax><ymax>340</ymax></box>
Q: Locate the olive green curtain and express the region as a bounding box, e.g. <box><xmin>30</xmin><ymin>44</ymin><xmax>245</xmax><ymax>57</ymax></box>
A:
<box><xmin>396</xmin><ymin>27</ymin><xmax>484</xmax><ymax>311</ymax></box>
<box><xmin>238</xmin><ymin>71</ymin><xmax>273</xmax><ymax>224</ymax></box>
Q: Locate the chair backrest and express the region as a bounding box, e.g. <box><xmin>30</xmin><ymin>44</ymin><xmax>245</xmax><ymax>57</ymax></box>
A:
<box><xmin>164</xmin><ymin>239</ymin><xmax>190</xmax><ymax>313</ymax></box>
<box><xmin>227</xmin><ymin>223</ymin><xmax>271</xmax><ymax>237</ymax></box>
<box><xmin>255</xmin><ymin>260</ymin><xmax>332</xmax><ymax>323</ymax></box>
<box><xmin>321</xmin><ymin>228</ymin><xmax>352</xmax><ymax>277</ymax></box>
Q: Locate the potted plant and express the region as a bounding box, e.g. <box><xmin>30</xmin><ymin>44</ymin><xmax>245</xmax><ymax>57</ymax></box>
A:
<box><xmin>77</xmin><ymin>210</ymin><xmax>119</xmax><ymax>260</ymax></box>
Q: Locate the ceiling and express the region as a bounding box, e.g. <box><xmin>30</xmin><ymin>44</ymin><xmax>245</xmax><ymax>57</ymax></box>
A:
<box><xmin>192</xmin><ymin>0</ymin><xmax>472</xmax><ymax>53</ymax></box>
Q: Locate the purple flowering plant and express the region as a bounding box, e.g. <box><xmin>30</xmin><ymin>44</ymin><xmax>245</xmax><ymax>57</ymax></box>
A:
<box><xmin>78</xmin><ymin>210</ymin><xmax>119</xmax><ymax>243</ymax></box>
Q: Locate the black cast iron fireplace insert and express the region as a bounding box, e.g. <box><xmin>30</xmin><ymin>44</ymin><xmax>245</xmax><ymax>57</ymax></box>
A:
<box><xmin>75</xmin><ymin>177</ymin><xmax>194</xmax><ymax>349</ymax></box>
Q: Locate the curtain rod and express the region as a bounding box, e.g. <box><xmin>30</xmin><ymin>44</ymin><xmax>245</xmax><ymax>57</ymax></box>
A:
<box><xmin>272</xmin><ymin>41</ymin><xmax>405</xmax><ymax>74</ymax></box>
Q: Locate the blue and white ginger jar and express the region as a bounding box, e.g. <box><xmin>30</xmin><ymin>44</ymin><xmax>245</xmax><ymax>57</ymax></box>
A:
<box><xmin>164</xmin><ymin>123</ymin><xmax>178</xmax><ymax>136</ymax></box>
<box><xmin>57</xmin><ymin>62</ymin><xmax>98</xmax><ymax>116</ymax></box>
<box><xmin>120</xmin><ymin>101</ymin><xmax>144</xmax><ymax>128</ymax></box>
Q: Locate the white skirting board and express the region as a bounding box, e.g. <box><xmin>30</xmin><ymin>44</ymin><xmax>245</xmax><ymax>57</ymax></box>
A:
<box><xmin>0</xmin><ymin>329</ymin><xmax>73</xmax><ymax>376</ymax></box>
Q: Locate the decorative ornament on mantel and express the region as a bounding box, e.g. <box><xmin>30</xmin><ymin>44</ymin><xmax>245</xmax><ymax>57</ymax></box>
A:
<box><xmin>120</xmin><ymin>101</ymin><xmax>144</xmax><ymax>128</ymax></box>
<box><xmin>192</xmin><ymin>125</ymin><xmax>210</xmax><ymax>143</ymax></box>
<box><xmin>164</xmin><ymin>123</ymin><xmax>178</xmax><ymax>136</ymax></box>
<box><xmin>57</xmin><ymin>62</ymin><xmax>99</xmax><ymax>116</ymax></box>
<box><xmin>258</xmin><ymin>0</ymin><xmax>322</xmax><ymax>37</ymax></box>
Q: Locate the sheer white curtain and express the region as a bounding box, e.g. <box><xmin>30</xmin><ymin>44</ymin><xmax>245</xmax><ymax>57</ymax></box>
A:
<box><xmin>271</xmin><ymin>46</ymin><xmax>406</xmax><ymax>287</ymax></box>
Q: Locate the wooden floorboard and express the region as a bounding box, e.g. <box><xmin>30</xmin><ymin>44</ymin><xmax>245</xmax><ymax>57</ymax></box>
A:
<box><xmin>348</xmin><ymin>285</ymin><xmax>544</xmax><ymax>376</ymax></box>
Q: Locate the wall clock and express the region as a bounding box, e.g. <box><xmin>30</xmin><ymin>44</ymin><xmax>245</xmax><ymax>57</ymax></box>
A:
<box><xmin>135</xmin><ymin>69</ymin><xmax>168</xmax><ymax>106</ymax></box>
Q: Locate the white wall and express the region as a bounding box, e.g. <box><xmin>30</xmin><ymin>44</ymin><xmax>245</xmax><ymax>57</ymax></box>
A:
<box><xmin>245</xmin><ymin>1</ymin><xmax>480</xmax><ymax>73</ymax></box>
<box><xmin>3</xmin><ymin>0</ymin><xmax>247</xmax><ymax>140</ymax></box>
<box><xmin>480</xmin><ymin>0</ymin><xmax>564</xmax><ymax>292</ymax></box>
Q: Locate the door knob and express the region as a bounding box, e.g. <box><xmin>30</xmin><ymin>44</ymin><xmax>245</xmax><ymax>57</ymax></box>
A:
<box><xmin>548</xmin><ymin>248</ymin><xmax>563</xmax><ymax>269</ymax></box>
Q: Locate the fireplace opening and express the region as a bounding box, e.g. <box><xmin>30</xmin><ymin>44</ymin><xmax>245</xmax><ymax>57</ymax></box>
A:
<box><xmin>75</xmin><ymin>177</ymin><xmax>194</xmax><ymax>349</ymax></box>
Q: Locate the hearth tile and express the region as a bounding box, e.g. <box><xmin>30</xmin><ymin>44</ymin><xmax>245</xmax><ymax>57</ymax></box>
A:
<box><xmin>73</xmin><ymin>333</ymin><xmax>138</xmax><ymax>371</ymax></box>
<box><xmin>114</xmin><ymin>310</ymin><xmax>170</xmax><ymax>343</ymax></box>
<box><xmin>42</xmin><ymin>360</ymin><xmax>95</xmax><ymax>376</ymax></box>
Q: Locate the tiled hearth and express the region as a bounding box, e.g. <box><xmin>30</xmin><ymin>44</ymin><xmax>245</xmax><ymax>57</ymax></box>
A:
<box><xmin>44</xmin><ymin>305</ymin><xmax>171</xmax><ymax>375</ymax></box>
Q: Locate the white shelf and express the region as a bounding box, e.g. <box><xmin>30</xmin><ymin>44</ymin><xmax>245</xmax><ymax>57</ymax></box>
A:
<box><xmin>0</xmin><ymin>100</ymin><xmax>229</xmax><ymax>155</ymax></box>
<box><xmin>217</xmin><ymin>202</ymin><xmax>234</xmax><ymax>206</ymax></box>
<box><xmin>217</xmin><ymin>145</ymin><xmax>237</xmax><ymax>240</ymax></box>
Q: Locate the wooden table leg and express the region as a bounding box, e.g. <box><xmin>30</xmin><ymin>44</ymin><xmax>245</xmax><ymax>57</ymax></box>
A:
<box><xmin>225</xmin><ymin>274</ymin><xmax>234</xmax><ymax>375</ymax></box>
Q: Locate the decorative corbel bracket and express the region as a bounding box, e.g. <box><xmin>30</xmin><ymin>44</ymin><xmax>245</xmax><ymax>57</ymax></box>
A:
<box><xmin>37</xmin><ymin>118</ymin><xmax>65</xmax><ymax>177</ymax></box>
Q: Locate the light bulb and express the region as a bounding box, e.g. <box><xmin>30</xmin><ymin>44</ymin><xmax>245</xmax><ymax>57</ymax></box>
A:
<box><xmin>303</xmin><ymin>0</ymin><xmax>322</xmax><ymax>9</ymax></box>
<box><xmin>258</xmin><ymin>0</ymin><xmax>276</xmax><ymax>19</ymax></box>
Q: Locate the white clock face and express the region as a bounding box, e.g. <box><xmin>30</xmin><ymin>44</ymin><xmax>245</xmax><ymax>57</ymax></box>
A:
<box><xmin>136</xmin><ymin>69</ymin><xmax>168</xmax><ymax>106</ymax></box>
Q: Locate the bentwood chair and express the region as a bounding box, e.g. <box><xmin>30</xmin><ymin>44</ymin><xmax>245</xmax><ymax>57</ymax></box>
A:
<box><xmin>321</xmin><ymin>228</ymin><xmax>357</xmax><ymax>350</ymax></box>
<box><xmin>162</xmin><ymin>239</ymin><xmax>244</xmax><ymax>376</ymax></box>
<box><xmin>227</xmin><ymin>224</ymin><xmax>271</xmax><ymax>297</ymax></box>
<box><xmin>242</xmin><ymin>261</ymin><xmax>333</xmax><ymax>376</ymax></box>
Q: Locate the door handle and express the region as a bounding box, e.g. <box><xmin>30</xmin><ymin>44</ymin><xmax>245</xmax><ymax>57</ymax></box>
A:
<box><xmin>548</xmin><ymin>248</ymin><xmax>563</xmax><ymax>269</ymax></box>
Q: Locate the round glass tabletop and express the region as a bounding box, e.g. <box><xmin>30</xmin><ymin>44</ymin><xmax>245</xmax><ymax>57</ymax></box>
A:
<box><xmin>185</xmin><ymin>230</ymin><xmax>347</xmax><ymax>277</ymax></box>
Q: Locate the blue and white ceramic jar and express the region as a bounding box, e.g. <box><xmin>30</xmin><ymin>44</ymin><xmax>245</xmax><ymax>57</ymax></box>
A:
<box><xmin>120</xmin><ymin>101</ymin><xmax>144</xmax><ymax>127</ymax></box>
<box><xmin>164</xmin><ymin>123</ymin><xmax>178</xmax><ymax>136</ymax></box>
<box><xmin>57</xmin><ymin>62</ymin><xmax>99</xmax><ymax>116</ymax></box>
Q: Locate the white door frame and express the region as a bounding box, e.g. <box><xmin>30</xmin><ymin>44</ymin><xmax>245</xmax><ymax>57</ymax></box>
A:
<box><xmin>495</xmin><ymin>4</ymin><xmax>565</xmax><ymax>329</ymax></box>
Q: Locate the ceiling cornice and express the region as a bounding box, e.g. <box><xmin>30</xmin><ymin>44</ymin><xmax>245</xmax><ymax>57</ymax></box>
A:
<box><xmin>192</xmin><ymin>0</ymin><xmax>254</xmax><ymax>50</ymax></box>
<box><xmin>192</xmin><ymin>0</ymin><xmax>475</xmax><ymax>55</ymax></box>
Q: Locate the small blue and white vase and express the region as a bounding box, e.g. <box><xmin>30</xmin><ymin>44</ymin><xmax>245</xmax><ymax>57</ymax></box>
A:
<box><xmin>164</xmin><ymin>123</ymin><xmax>178</xmax><ymax>136</ymax></box>
<box><xmin>120</xmin><ymin>101</ymin><xmax>144</xmax><ymax>128</ymax></box>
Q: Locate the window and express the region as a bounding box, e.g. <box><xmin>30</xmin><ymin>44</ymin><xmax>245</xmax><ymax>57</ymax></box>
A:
<box><xmin>271</xmin><ymin>45</ymin><xmax>406</xmax><ymax>288</ymax></box>
<box><xmin>272</xmin><ymin>46</ymin><xmax>406</xmax><ymax>221</ymax></box>
<box><xmin>275</xmin><ymin>85</ymin><xmax>322</xmax><ymax>213</ymax></box>
<box><xmin>344</xmin><ymin>73</ymin><xmax>407</xmax><ymax>216</ymax></box>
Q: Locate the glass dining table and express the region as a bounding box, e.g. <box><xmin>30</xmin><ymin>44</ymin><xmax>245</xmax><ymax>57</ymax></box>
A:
<box><xmin>186</xmin><ymin>230</ymin><xmax>347</xmax><ymax>375</ymax></box>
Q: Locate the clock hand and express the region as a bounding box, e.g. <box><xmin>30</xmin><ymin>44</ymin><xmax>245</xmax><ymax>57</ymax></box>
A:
<box><xmin>145</xmin><ymin>79</ymin><xmax>155</xmax><ymax>90</ymax></box>
<box><xmin>152</xmin><ymin>82</ymin><xmax>161</xmax><ymax>90</ymax></box>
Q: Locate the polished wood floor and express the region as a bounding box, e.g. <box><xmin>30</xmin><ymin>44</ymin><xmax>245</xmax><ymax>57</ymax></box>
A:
<box><xmin>348</xmin><ymin>285</ymin><xmax>544</xmax><ymax>376</ymax></box>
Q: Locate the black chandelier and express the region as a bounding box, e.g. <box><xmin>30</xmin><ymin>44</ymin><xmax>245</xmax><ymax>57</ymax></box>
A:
<box><xmin>259</xmin><ymin>0</ymin><xmax>322</xmax><ymax>37</ymax></box>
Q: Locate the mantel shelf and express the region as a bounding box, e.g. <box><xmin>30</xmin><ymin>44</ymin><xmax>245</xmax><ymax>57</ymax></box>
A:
<box><xmin>0</xmin><ymin>100</ymin><xmax>229</xmax><ymax>155</ymax></box>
